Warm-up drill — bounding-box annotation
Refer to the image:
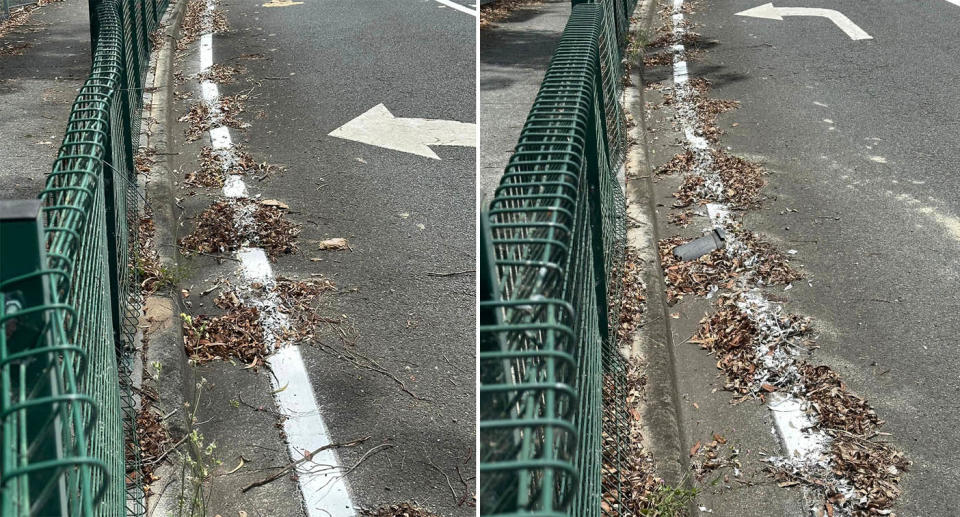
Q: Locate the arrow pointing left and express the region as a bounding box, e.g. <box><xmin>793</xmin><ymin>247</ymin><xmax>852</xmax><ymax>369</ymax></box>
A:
<box><xmin>736</xmin><ymin>3</ymin><xmax>872</xmax><ymax>41</ymax></box>
<box><xmin>328</xmin><ymin>104</ymin><xmax>476</xmax><ymax>160</ymax></box>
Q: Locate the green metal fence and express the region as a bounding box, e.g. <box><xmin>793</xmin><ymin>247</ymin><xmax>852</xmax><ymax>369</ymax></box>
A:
<box><xmin>479</xmin><ymin>1</ymin><xmax>637</xmax><ymax>515</ymax></box>
<box><xmin>1</xmin><ymin>0</ymin><xmax>168</xmax><ymax>514</ymax></box>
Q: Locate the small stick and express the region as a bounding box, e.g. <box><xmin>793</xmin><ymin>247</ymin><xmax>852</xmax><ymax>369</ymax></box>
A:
<box><xmin>425</xmin><ymin>270</ymin><xmax>474</xmax><ymax>277</ymax></box>
<box><xmin>241</xmin><ymin>436</ymin><xmax>369</xmax><ymax>492</ymax></box>
<box><xmin>424</xmin><ymin>458</ymin><xmax>458</xmax><ymax>503</ymax></box>
<box><xmin>142</xmin><ymin>434</ymin><xmax>189</xmax><ymax>467</ymax></box>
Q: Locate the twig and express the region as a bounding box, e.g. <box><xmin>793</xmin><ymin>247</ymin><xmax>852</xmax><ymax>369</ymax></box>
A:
<box><xmin>143</xmin><ymin>434</ymin><xmax>189</xmax><ymax>467</ymax></box>
<box><xmin>240</xmin><ymin>436</ymin><xmax>369</xmax><ymax>492</ymax></box>
<box><xmin>337</xmin><ymin>443</ymin><xmax>393</xmax><ymax>478</ymax></box>
<box><xmin>455</xmin><ymin>465</ymin><xmax>474</xmax><ymax>506</ymax></box>
<box><xmin>160</xmin><ymin>407</ymin><xmax>180</xmax><ymax>421</ymax></box>
<box><xmin>425</xmin><ymin>270</ymin><xmax>474</xmax><ymax>277</ymax></box>
<box><xmin>199</xmin><ymin>282</ymin><xmax>221</xmax><ymax>297</ymax></box>
<box><xmin>314</xmin><ymin>340</ymin><xmax>430</xmax><ymax>402</ymax></box>
<box><xmin>237</xmin><ymin>392</ymin><xmax>284</xmax><ymax>418</ymax></box>
<box><xmin>424</xmin><ymin>458</ymin><xmax>458</xmax><ymax>504</ymax></box>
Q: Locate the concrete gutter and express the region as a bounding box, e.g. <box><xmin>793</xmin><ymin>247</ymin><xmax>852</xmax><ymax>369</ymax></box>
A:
<box><xmin>623</xmin><ymin>0</ymin><xmax>690</xmax><ymax>490</ymax></box>
<box><xmin>136</xmin><ymin>0</ymin><xmax>195</xmax><ymax>512</ymax></box>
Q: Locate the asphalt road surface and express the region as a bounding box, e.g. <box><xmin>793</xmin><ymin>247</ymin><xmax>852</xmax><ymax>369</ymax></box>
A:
<box><xmin>681</xmin><ymin>0</ymin><xmax>960</xmax><ymax>513</ymax></box>
<box><xmin>198</xmin><ymin>0</ymin><xmax>476</xmax><ymax>514</ymax></box>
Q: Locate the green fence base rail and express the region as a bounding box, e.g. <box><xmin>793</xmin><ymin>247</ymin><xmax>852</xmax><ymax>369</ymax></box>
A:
<box><xmin>480</xmin><ymin>1</ymin><xmax>637</xmax><ymax>515</ymax></box>
<box><xmin>1</xmin><ymin>0</ymin><xmax>169</xmax><ymax>514</ymax></box>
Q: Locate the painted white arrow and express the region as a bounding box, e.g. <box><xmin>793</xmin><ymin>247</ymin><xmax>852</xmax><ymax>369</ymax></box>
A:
<box><xmin>328</xmin><ymin>104</ymin><xmax>476</xmax><ymax>160</ymax></box>
<box><xmin>735</xmin><ymin>3</ymin><xmax>872</xmax><ymax>41</ymax></box>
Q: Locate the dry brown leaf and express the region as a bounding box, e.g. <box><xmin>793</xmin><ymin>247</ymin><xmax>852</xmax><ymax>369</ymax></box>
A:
<box><xmin>317</xmin><ymin>238</ymin><xmax>349</xmax><ymax>251</ymax></box>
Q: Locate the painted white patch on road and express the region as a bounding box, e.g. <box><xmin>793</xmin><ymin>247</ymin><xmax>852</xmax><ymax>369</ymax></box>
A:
<box><xmin>329</xmin><ymin>103</ymin><xmax>476</xmax><ymax>160</ymax></box>
<box><xmin>209</xmin><ymin>126</ymin><xmax>232</xmax><ymax>149</ymax></box>
<box><xmin>868</xmin><ymin>155</ymin><xmax>887</xmax><ymax>163</ymax></box>
<box><xmin>236</xmin><ymin>247</ymin><xmax>273</xmax><ymax>283</ymax></box>
<box><xmin>767</xmin><ymin>393</ymin><xmax>828</xmax><ymax>460</ymax></box>
<box><xmin>433</xmin><ymin>0</ymin><xmax>476</xmax><ymax>16</ymax></box>
<box><xmin>199</xmin><ymin>33</ymin><xmax>213</xmax><ymax>71</ymax></box>
<box><xmin>223</xmin><ymin>174</ymin><xmax>248</xmax><ymax>197</ymax></box>
<box><xmin>735</xmin><ymin>3</ymin><xmax>872</xmax><ymax>40</ymax></box>
<box><xmin>200</xmin><ymin>81</ymin><xmax>219</xmax><ymax>103</ymax></box>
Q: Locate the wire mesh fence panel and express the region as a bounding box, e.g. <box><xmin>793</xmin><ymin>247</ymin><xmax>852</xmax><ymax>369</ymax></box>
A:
<box><xmin>480</xmin><ymin>2</ymin><xmax>634</xmax><ymax>515</ymax></box>
<box><xmin>1</xmin><ymin>0</ymin><xmax>168</xmax><ymax>514</ymax></box>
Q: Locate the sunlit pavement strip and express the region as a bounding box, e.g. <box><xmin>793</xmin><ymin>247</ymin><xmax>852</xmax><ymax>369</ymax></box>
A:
<box><xmin>197</xmin><ymin>1</ymin><xmax>355</xmax><ymax>514</ymax></box>
<box><xmin>669</xmin><ymin>0</ymin><xmax>854</xmax><ymax>509</ymax></box>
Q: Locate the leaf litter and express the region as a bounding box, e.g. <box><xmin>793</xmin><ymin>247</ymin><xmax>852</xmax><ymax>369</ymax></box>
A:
<box><xmin>183</xmin><ymin>277</ymin><xmax>335</xmax><ymax>365</ymax></box>
<box><xmin>180</xmin><ymin>94</ymin><xmax>250</xmax><ymax>142</ymax></box>
<box><xmin>479</xmin><ymin>0</ymin><xmax>542</xmax><ymax>29</ymax></box>
<box><xmin>689</xmin><ymin>433</ymin><xmax>742</xmax><ymax>483</ymax></box>
<box><xmin>0</xmin><ymin>0</ymin><xmax>62</xmax><ymax>39</ymax></box>
<box><xmin>692</xmin><ymin>294</ymin><xmax>908</xmax><ymax>515</ymax></box>
<box><xmin>177</xmin><ymin>0</ymin><xmax>228</xmax><ymax>51</ymax></box>
<box><xmin>184</xmin><ymin>145</ymin><xmax>284</xmax><ymax>188</ymax></box>
<box><xmin>360</xmin><ymin>503</ymin><xmax>440</xmax><ymax>517</ymax></box>
<box><xmin>137</xmin><ymin>217</ymin><xmax>169</xmax><ymax>294</ymax></box>
<box><xmin>601</xmin><ymin>360</ymin><xmax>667</xmax><ymax>516</ymax></box>
<box><xmin>179</xmin><ymin>199</ymin><xmax>299</xmax><ymax>259</ymax></box>
<box><xmin>660</xmin><ymin>149</ymin><xmax>766</xmax><ymax>210</ymax></box>
<box><xmin>197</xmin><ymin>63</ymin><xmax>247</xmax><ymax>84</ymax></box>
<box><xmin>658</xmin><ymin>231</ymin><xmax>802</xmax><ymax>304</ymax></box>
<box><xmin>132</xmin><ymin>400</ymin><xmax>171</xmax><ymax>485</ymax></box>
<box><xmin>602</xmin><ymin>248</ymin><xmax>696</xmax><ymax>515</ymax></box>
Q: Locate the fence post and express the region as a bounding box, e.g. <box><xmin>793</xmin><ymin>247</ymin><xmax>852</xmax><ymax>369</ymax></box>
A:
<box><xmin>0</xmin><ymin>200</ymin><xmax>67</xmax><ymax>517</ymax></box>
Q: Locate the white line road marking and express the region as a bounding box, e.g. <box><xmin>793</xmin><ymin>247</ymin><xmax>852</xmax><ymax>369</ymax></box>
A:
<box><xmin>329</xmin><ymin>103</ymin><xmax>477</xmax><ymax>160</ymax></box>
<box><xmin>262</xmin><ymin>0</ymin><xmax>303</xmax><ymax>6</ymax></box>
<box><xmin>234</xmin><ymin>249</ymin><xmax>355</xmax><ymax>516</ymax></box>
<box><xmin>200</xmin><ymin>81</ymin><xmax>219</xmax><ymax>103</ymax></box>
<box><xmin>271</xmin><ymin>345</ymin><xmax>354</xmax><ymax>517</ymax></box>
<box><xmin>198</xmin><ymin>1</ymin><xmax>355</xmax><ymax>514</ymax></box>
<box><xmin>768</xmin><ymin>393</ymin><xmax>828</xmax><ymax>460</ymax></box>
<box><xmin>209</xmin><ymin>126</ymin><xmax>231</xmax><ymax>149</ymax></box>
<box><xmin>735</xmin><ymin>3</ymin><xmax>872</xmax><ymax>40</ymax></box>
<box><xmin>946</xmin><ymin>0</ymin><xmax>960</xmax><ymax>7</ymax></box>
<box><xmin>433</xmin><ymin>0</ymin><xmax>476</xmax><ymax>16</ymax></box>
<box><xmin>222</xmin><ymin>174</ymin><xmax>248</xmax><ymax>197</ymax></box>
<box><xmin>199</xmin><ymin>33</ymin><xmax>213</xmax><ymax>71</ymax></box>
